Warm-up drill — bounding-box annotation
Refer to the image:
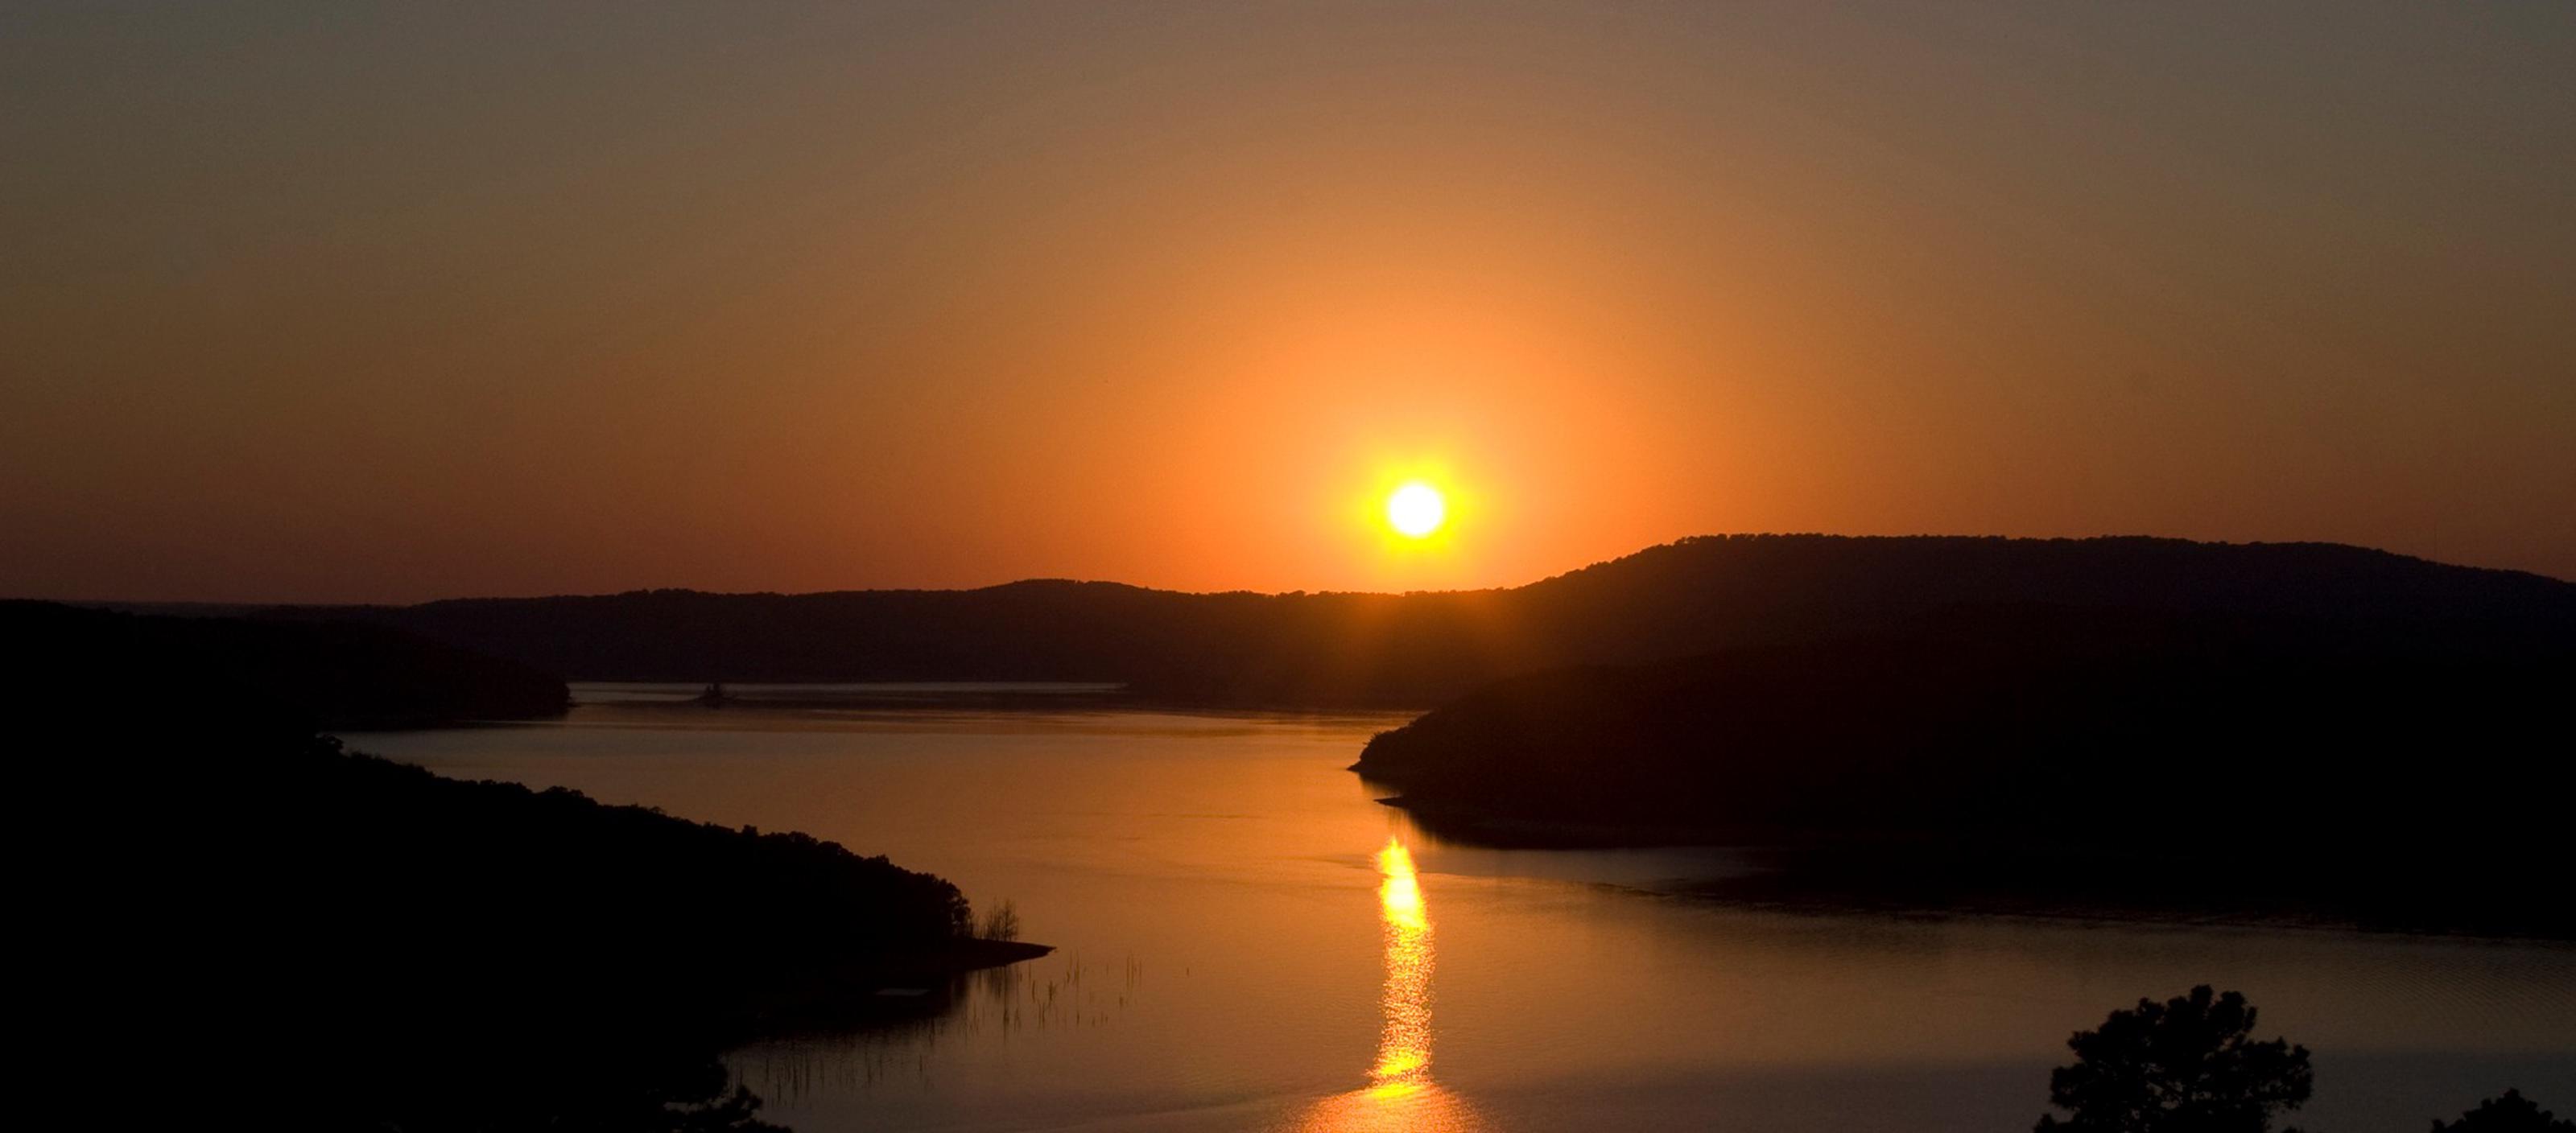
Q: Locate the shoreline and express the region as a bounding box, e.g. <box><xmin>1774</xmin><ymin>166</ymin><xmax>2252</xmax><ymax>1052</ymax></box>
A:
<box><xmin>737</xmin><ymin>937</ymin><xmax>1058</xmax><ymax>1036</ymax></box>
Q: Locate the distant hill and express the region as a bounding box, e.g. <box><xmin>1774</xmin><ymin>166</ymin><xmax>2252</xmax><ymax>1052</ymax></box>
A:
<box><xmin>295</xmin><ymin>535</ymin><xmax>2575</xmax><ymax>707</ymax></box>
<box><xmin>3</xmin><ymin>599</ymin><xmax>569</xmax><ymax>727</ymax></box>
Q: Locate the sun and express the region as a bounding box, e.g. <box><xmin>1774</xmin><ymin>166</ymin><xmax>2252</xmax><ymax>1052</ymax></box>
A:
<box><xmin>1385</xmin><ymin>481</ymin><xmax>1447</xmax><ymax>538</ymax></box>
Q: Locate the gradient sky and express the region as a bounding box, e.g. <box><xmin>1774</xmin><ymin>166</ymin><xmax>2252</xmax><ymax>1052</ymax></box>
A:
<box><xmin>6</xmin><ymin>2</ymin><xmax>2571</xmax><ymax>602</ymax></box>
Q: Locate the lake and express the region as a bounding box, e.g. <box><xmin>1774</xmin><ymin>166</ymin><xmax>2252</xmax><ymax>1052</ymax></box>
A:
<box><xmin>343</xmin><ymin>685</ymin><xmax>2576</xmax><ymax>1132</ymax></box>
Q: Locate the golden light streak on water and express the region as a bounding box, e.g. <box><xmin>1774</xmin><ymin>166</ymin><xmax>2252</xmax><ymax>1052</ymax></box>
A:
<box><xmin>1372</xmin><ymin>838</ymin><xmax>1434</xmax><ymax>1088</ymax></box>
<box><xmin>1279</xmin><ymin>838</ymin><xmax>1491</xmax><ymax>1131</ymax></box>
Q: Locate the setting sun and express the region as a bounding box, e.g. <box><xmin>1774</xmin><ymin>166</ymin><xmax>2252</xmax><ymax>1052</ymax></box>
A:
<box><xmin>1386</xmin><ymin>482</ymin><xmax>1447</xmax><ymax>539</ymax></box>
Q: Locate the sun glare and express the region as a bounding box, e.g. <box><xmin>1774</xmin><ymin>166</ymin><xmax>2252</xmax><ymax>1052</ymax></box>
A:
<box><xmin>1386</xmin><ymin>482</ymin><xmax>1447</xmax><ymax>538</ymax></box>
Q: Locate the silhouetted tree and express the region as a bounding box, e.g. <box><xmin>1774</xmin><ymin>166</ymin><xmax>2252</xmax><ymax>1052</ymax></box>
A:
<box><xmin>980</xmin><ymin>898</ymin><xmax>1022</xmax><ymax>941</ymax></box>
<box><xmin>2434</xmin><ymin>1090</ymin><xmax>2576</xmax><ymax>1133</ymax></box>
<box><xmin>2035</xmin><ymin>986</ymin><xmax>2312</xmax><ymax>1133</ymax></box>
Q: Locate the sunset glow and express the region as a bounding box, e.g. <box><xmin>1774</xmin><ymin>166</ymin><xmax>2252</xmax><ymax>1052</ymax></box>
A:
<box><xmin>8</xmin><ymin>6</ymin><xmax>2570</xmax><ymax>603</ymax></box>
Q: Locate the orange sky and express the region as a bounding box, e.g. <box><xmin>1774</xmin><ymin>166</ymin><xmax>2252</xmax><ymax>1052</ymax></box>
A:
<box><xmin>5</xmin><ymin>3</ymin><xmax>2572</xmax><ymax>601</ymax></box>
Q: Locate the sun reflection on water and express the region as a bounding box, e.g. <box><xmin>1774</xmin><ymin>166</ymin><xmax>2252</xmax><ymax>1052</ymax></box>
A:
<box><xmin>1373</xmin><ymin>838</ymin><xmax>1434</xmax><ymax>1089</ymax></box>
<box><xmin>1283</xmin><ymin>837</ymin><xmax>1491</xmax><ymax>1132</ymax></box>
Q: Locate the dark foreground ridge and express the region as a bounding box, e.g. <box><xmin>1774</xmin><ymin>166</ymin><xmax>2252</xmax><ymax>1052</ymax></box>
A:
<box><xmin>11</xmin><ymin>602</ymin><xmax>1042</xmax><ymax>1130</ymax></box>
<box><xmin>267</xmin><ymin>534</ymin><xmax>2574</xmax><ymax>707</ymax></box>
<box><xmin>1353</xmin><ymin>604</ymin><xmax>2575</xmax><ymax>936</ymax></box>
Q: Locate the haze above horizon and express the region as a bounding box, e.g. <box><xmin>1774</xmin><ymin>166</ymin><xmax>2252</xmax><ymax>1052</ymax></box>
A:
<box><xmin>6</xmin><ymin>2</ymin><xmax>2572</xmax><ymax>603</ymax></box>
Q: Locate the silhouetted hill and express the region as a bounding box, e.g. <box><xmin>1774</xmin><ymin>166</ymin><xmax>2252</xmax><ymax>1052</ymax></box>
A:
<box><xmin>303</xmin><ymin>535</ymin><xmax>2576</xmax><ymax>707</ymax></box>
<box><xmin>6</xmin><ymin>599</ymin><xmax>568</xmax><ymax>727</ymax></box>
<box><xmin>152</xmin><ymin>737</ymin><xmax>1004</xmax><ymax>1127</ymax></box>
<box><xmin>1351</xmin><ymin>604</ymin><xmax>2575</xmax><ymax>934</ymax></box>
<box><xmin>14</xmin><ymin>602</ymin><xmax>1035</xmax><ymax>1130</ymax></box>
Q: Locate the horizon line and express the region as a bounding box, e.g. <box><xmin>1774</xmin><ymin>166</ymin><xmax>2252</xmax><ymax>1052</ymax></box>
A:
<box><xmin>23</xmin><ymin>532</ymin><xmax>2569</xmax><ymax>610</ymax></box>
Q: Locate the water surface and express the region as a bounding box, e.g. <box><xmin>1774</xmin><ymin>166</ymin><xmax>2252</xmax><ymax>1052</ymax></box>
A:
<box><xmin>345</xmin><ymin>686</ymin><xmax>2576</xmax><ymax>1131</ymax></box>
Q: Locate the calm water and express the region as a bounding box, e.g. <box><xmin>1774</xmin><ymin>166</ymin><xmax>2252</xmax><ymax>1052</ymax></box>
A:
<box><xmin>345</xmin><ymin>685</ymin><xmax>2576</xmax><ymax>1132</ymax></box>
